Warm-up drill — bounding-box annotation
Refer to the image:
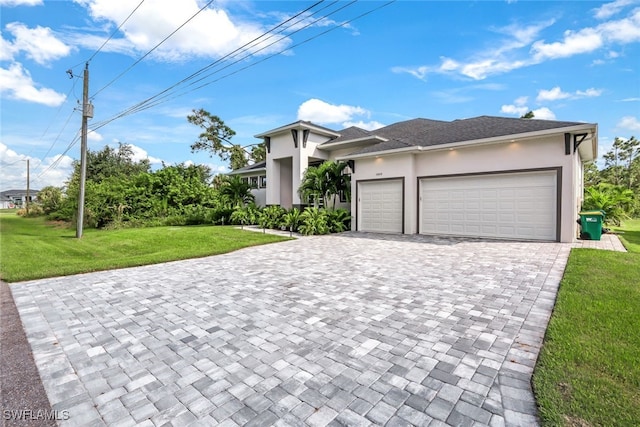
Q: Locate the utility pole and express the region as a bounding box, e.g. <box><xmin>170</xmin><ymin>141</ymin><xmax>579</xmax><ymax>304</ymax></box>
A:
<box><xmin>25</xmin><ymin>159</ymin><xmax>30</xmax><ymax>215</ymax></box>
<box><xmin>76</xmin><ymin>63</ymin><xmax>91</xmax><ymax>238</ymax></box>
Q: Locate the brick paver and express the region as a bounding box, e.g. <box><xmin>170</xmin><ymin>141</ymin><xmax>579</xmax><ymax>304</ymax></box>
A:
<box><xmin>11</xmin><ymin>232</ymin><xmax>580</xmax><ymax>426</ymax></box>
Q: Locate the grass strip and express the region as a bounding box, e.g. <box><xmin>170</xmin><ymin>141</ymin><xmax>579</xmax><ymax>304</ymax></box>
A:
<box><xmin>0</xmin><ymin>213</ymin><xmax>289</xmax><ymax>282</ymax></box>
<box><xmin>533</xmin><ymin>220</ymin><xmax>640</xmax><ymax>426</ymax></box>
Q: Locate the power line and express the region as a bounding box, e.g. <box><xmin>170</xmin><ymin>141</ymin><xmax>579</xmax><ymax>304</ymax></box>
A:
<box><xmin>89</xmin><ymin>0</ymin><xmax>349</xmax><ymax>130</ymax></box>
<box><xmin>87</xmin><ymin>0</ymin><xmax>146</xmax><ymax>63</ymax></box>
<box><xmin>38</xmin><ymin>1</ymin><xmax>395</xmax><ymax>178</ymax></box>
<box><xmin>91</xmin><ymin>0</ymin><xmax>216</xmax><ymax>100</ymax></box>
<box><xmin>131</xmin><ymin>1</ymin><xmax>358</xmax><ymax>113</ymax></box>
<box><xmin>116</xmin><ymin>0</ymin><xmax>345</xmax><ymax>117</ymax></box>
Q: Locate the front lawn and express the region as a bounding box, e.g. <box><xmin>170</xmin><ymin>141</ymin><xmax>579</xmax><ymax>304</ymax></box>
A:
<box><xmin>533</xmin><ymin>220</ymin><xmax>640</xmax><ymax>426</ymax></box>
<box><xmin>0</xmin><ymin>213</ymin><xmax>289</xmax><ymax>282</ymax></box>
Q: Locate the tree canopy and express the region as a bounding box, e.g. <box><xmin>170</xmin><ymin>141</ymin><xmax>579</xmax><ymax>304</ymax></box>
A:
<box><xmin>187</xmin><ymin>108</ymin><xmax>266</xmax><ymax>170</ymax></box>
<box><xmin>585</xmin><ymin>135</ymin><xmax>639</xmax><ymax>223</ymax></box>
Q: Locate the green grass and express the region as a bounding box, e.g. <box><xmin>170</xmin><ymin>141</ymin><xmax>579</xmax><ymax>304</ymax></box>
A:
<box><xmin>0</xmin><ymin>212</ymin><xmax>289</xmax><ymax>282</ymax></box>
<box><xmin>533</xmin><ymin>220</ymin><xmax>640</xmax><ymax>426</ymax></box>
<box><xmin>613</xmin><ymin>218</ymin><xmax>640</xmax><ymax>253</ymax></box>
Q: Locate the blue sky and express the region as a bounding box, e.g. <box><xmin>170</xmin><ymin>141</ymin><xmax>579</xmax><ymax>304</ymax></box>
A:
<box><xmin>1</xmin><ymin>0</ymin><xmax>639</xmax><ymax>191</ymax></box>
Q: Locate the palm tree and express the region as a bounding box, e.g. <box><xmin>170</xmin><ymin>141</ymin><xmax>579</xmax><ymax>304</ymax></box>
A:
<box><xmin>299</xmin><ymin>165</ymin><xmax>327</xmax><ymax>208</ymax></box>
<box><xmin>299</xmin><ymin>160</ymin><xmax>351</xmax><ymax>209</ymax></box>
<box><xmin>220</xmin><ymin>175</ymin><xmax>254</xmax><ymax>208</ymax></box>
<box><xmin>322</xmin><ymin>161</ymin><xmax>350</xmax><ymax>209</ymax></box>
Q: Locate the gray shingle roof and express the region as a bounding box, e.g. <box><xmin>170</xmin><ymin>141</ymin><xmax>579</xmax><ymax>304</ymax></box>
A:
<box><xmin>227</xmin><ymin>161</ymin><xmax>266</xmax><ymax>175</ymax></box>
<box><xmin>348</xmin><ymin>115</ymin><xmax>592</xmax><ymax>156</ymax></box>
<box><xmin>323</xmin><ymin>126</ymin><xmax>372</xmax><ymax>144</ymax></box>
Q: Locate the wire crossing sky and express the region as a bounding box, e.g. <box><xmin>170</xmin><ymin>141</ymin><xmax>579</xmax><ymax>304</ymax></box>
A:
<box><xmin>1</xmin><ymin>0</ymin><xmax>639</xmax><ymax>191</ymax></box>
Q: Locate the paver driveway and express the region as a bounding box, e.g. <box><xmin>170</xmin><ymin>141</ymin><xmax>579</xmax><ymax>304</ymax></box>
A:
<box><xmin>11</xmin><ymin>233</ymin><xmax>571</xmax><ymax>426</ymax></box>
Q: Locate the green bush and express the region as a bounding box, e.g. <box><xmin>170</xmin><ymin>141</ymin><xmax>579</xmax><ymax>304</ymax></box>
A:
<box><xmin>326</xmin><ymin>208</ymin><xmax>351</xmax><ymax>232</ymax></box>
<box><xmin>298</xmin><ymin>207</ymin><xmax>329</xmax><ymax>235</ymax></box>
<box><xmin>260</xmin><ymin>205</ymin><xmax>287</xmax><ymax>229</ymax></box>
<box><xmin>209</xmin><ymin>207</ymin><xmax>235</xmax><ymax>225</ymax></box>
<box><xmin>281</xmin><ymin>208</ymin><xmax>302</xmax><ymax>234</ymax></box>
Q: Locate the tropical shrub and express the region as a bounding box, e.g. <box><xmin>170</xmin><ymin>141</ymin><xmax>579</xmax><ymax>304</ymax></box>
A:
<box><xmin>38</xmin><ymin>186</ymin><xmax>63</xmax><ymax>214</ymax></box>
<box><xmin>326</xmin><ymin>208</ymin><xmax>351</xmax><ymax>233</ymax></box>
<box><xmin>260</xmin><ymin>205</ymin><xmax>286</xmax><ymax>229</ymax></box>
<box><xmin>281</xmin><ymin>208</ymin><xmax>302</xmax><ymax>235</ymax></box>
<box><xmin>298</xmin><ymin>207</ymin><xmax>329</xmax><ymax>236</ymax></box>
<box><xmin>583</xmin><ymin>183</ymin><xmax>634</xmax><ymax>226</ymax></box>
<box><xmin>230</xmin><ymin>209</ymin><xmax>250</xmax><ymax>229</ymax></box>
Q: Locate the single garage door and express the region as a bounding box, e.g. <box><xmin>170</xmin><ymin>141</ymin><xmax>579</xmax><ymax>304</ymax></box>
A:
<box><xmin>358</xmin><ymin>179</ymin><xmax>403</xmax><ymax>233</ymax></box>
<box><xmin>419</xmin><ymin>171</ymin><xmax>558</xmax><ymax>241</ymax></box>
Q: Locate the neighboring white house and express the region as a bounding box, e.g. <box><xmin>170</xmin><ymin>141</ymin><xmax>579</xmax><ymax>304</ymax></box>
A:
<box><xmin>0</xmin><ymin>189</ymin><xmax>38</xmax><ymax>209</ymax></box>
<box><xmin>232</xmin><ymin>115</ymin><xmax>597</xmax><ymax>243</ymax></box>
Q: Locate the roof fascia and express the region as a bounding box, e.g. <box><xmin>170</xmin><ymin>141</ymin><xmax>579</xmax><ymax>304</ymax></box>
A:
<box><xmin>254</xmin><ymin>121</ymin><xmax>340</xmax><ymax>138</ymax></box>
<box><xmin>227</xmin><ymin>167</ymin><xmax>266</xmax><ymax>175</ymax></box>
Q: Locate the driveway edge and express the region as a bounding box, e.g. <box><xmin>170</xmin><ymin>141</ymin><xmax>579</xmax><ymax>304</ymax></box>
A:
<box><xmin>0</xmin><ymin>281</ymin><xmax>56</xmax><ymax>427</ymax></box>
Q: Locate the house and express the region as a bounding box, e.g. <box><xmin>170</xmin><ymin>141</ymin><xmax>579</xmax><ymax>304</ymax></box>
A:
<box><xmin>233</xmin><ymin>115</ymin><xmax>597</xmax><ymax>243</ymax></box>
<box><xmin>0</xmin><ymin>189</ymin><xmax>38</xmax><ymax>209</ymax></box>
<box><xmin>227</xmin><ymin>161</ymin><xmax>267</xmax><ymax>206</ymax></box>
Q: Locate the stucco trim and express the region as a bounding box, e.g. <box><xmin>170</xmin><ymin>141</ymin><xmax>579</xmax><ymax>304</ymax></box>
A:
<box><xmin>416</xmin><ymin>167</ymin><xmax>563</xmax><ymax>242</ymax></box>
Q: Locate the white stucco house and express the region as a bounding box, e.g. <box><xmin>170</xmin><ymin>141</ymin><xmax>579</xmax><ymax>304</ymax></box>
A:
<box><xmin>232</xmin><ymin>115</ymin><xmax>597</xmax><ymax>243</ymax></box>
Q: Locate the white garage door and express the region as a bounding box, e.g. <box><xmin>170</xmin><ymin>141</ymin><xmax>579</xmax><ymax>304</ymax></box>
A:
<box><xmin>358</xmin><ymin>179</ymin><xmax>403</xmax><ymax>233</ymax></box>
<box><xmin>419</xmin><ymin>171</ymin><xmax>557</xmax><ymax>241</ymax></box>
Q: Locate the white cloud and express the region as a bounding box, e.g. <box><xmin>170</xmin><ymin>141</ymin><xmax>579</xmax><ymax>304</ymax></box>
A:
<box><xmin>342</xmin><ymin>121</ymin><xmax>385</xmax><ymax>131</ymax></box>
<box><xmin>393</xmin><ymin>21</ymin><xmax>552</xmax><ymax>81</ymax></box>
<box><xmin>297</xmin><ymin>99</ymin><xmax>385</xmax><ymax>131</ymax></box>
<box><xmin>72</xmin><ymin>0</ymin><xmax>291</xmax><ymax>61</ymax></box>
<box><xmin>620</xmin><ymin>97</ymin><xmax>640</xmax><ymax>101</ymax></box>
<box><xmin>0</xmin><ymin>62</ymin><xmax>67</xmax><ymax>106</ymax></box>
<box><xmin>87</xmin><ymin>130</ymin><xmax>103</xmax><ymax>142</ymax></box>
<box><xmin>0</xmin><ymin>142</ymin><xmax>73</xmax><ymax>190</ymax></box>
<box><xmin>3</xmin><ymin>22</ymin><xmax>71</xmax><ymax>65</ymax></box>
<box><xmin>0</xmin><ymin>0</ymin><xmax>42</xmax><ymax>6</ymax></box>
<box><xmin>532</xmin><ymin>28</ymin><xmax>603</xmax><ymax>60</ymax></box>
<box><xmin>532</xmin><ymin>8</ymin><xmax>640</xmax><ymax>60</ymax></box>
<box><xmin>617</xmin><ymin>116</ymin><xmax>640</xmax><ymax>132</ymax></box>
<box><xmin>391</xmin><ymin>65</ymin><xmax>429</xmax><ymax>81</ymax></box>
<box><xmin>576</xmin><ymin>88</ymin><xmax>603</xmax><ymax>97</ymax></box>
<box><xmin>127</xmin><ymin>144</ymin><xmax>164</xmax><ymax>165</ymax></box>
<box><xmin>537</xmin><ymin>86</ymin><xmax>603</xmax><ymax>102</ymax></box>
<box><xmin>537</xmin><ymin>86</ymin><xmax>571</xmax><ymax>102</ymax></box>
<box><xmin>514</xmin><ymin>96</ymin><xmax>528</xmax><ymax>106</ymax></box>
<box><xmin>531</xmin><ymin>107</ymin><xmax>557</xmax><ymax>120</ymax></box>
<box><xmin>500</xmin><ymin>104</ymin><xmax>529</xmax><ymax>116</ymax></box>
<box><xmin>593</xmin><ymin>0</ymin><xmax>638</xmax><ymax>19</ymax></box>
<box><xmin>298</xmin><ymin>98</ymin><xmax>368</xmax><ymax>124</ymax></box>
<box><xmin>396</xmin><ymin>7</ymin><xmax>640</xmax><ymax>82</ymax></box>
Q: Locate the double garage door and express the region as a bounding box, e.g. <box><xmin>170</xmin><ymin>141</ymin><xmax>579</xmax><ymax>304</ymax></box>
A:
<box><xmin>358</xmin><ymin>171</ymin><xmax>558</xmax><ymax>241</ymax></box>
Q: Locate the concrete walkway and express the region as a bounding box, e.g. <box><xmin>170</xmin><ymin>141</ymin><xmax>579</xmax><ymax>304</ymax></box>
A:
<box><xmin>7</xmin><ymin>233</ymin><xmax>626</xmax><ymax>426</ymax></box>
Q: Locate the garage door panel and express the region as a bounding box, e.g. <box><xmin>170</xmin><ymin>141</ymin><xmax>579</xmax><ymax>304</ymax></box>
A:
<box><xmin>358</xmin><ymin>180</ymin><xmax>403</xmax><ymax>233</ymax></box>
<box><xmin>420</xmin><ymin>171</ymin><xmax>557</xmax><ymax>241</ymax></box>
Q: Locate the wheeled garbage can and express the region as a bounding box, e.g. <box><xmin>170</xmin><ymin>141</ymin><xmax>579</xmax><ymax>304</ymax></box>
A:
<box><xmin>579</xmin><ymin>211</ymin><xmax>605</xmax><ymax>241</ymax></box>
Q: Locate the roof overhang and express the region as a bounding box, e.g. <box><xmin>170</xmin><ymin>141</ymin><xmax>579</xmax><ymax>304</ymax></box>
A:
<box><xmin>318</xmin><ymin>135</ymin><xmax>389</xmax><ymax>151</ymax></box>
<box><xmin>337</xmin><ymin>123</ymin><xmax>598</xmax><ymax>161</ymax></box>
<box><xmin>254</xmin><ymin>121</ymin><xmax>340</xmax><ymax>139</ymax></box>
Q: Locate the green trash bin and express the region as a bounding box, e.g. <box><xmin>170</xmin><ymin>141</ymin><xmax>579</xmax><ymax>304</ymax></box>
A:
<box><xmin>579</xmin><ymin>210</ymin><xmax>605</xmax><ymax>241</ymax></box>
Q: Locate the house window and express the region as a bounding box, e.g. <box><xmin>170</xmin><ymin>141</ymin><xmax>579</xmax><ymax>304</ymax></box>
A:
<box><xmin>241</xmin><ymin>177</ymin><xmax>249</xmax><ymax>184</ymax></box>
<box><xmin>249</xmin><ymin>176</ymin><xmax>258</xmax><ymax>188</ymax></box>
<box><xmin>340</xmin><ymin>173</ymin><xmax>351</xmax><ymax>203</ymax></box>
<box><xmin>306</xmin><ymin>194</ymin><xmax>324</xmax><ymax>207</ymax></box>
<box><xmin>260</xmin><ymin>175</ymin><xmax>267</xmax><ymax>188</ymax></box>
